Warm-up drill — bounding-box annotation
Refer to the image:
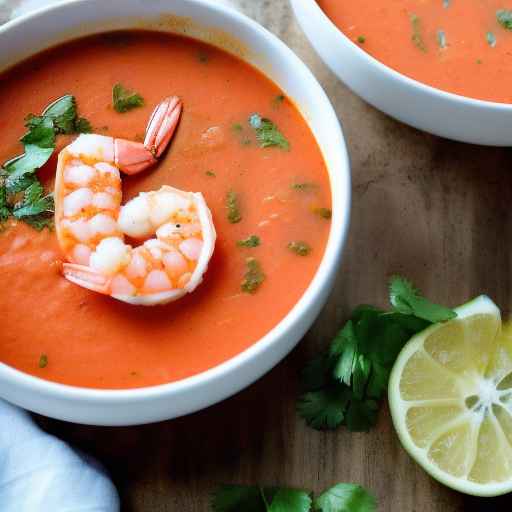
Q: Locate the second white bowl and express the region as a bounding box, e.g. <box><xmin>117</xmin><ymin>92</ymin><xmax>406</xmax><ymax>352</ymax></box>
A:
<box><xmin>291</xmin><ymin>0</ymin><xmax>512</xmax><ymax>146</ymax></box>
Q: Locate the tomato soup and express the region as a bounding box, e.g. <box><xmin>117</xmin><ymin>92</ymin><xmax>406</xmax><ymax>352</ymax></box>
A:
<box><xmin>0</xmin><ymin>32</ymin><xmax>331</xmax><ymax>389</ymax></box>
<box><xmin>319</xmin><ymin>0</ymin><xmax>512</xmax><ymax>103</ymax></box>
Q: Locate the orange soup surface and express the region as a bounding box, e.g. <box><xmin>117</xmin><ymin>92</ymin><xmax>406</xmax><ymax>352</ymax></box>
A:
<box><xmin>0</xmin><ymin>32</ymin><xmax>331</xmax><ymax>389</ymax></box>
<box><xmin>319</xmin><ymin>0</ymin><xmax>512</xmax><ymax>103</ymax></box>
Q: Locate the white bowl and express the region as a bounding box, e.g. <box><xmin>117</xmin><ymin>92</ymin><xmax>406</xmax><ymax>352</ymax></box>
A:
<box><xmin>291</xmin><ymin>0</ymin><xmax>512</xmax><ymax>146</ymax></box>
<box><xmin>0</xmin><ymin>0</ymin><xmax>350</xmax><ymax>426</ymax></box>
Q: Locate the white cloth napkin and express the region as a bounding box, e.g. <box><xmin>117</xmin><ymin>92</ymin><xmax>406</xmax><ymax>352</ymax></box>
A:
<box><xmin>0</xmin><ymin>400</ymin><xmax>120</xmax><ymax>511</ymax></box>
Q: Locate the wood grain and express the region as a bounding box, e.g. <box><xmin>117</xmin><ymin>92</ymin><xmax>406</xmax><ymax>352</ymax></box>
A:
<box><xmin>28</xmin><ymin>0</ymin><xmax>512</xmax><ymax>510</ymax></box>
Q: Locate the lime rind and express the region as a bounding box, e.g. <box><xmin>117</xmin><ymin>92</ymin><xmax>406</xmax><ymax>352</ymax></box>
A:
<box><xmin>388</xmin><ymin>295</ymin><xmax>512</xmax><ymax>497</ymax></box>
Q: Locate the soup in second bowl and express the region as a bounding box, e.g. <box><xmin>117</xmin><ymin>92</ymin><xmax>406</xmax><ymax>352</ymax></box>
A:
<box><xmin>319</xmin><ymin>0</ymin><xmax>512</xmax><ymax>103</ymax></box>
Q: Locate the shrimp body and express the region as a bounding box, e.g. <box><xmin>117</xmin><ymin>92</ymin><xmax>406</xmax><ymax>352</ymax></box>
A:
<box><xmin>62</xmin><ymin>186</ymin><xmax>215</xmax><ymax>306</ymax></box>
<box><xmin>55</xmin><ymin>96</ymin><xmax>217</xmax><ymax>306</ymax></box>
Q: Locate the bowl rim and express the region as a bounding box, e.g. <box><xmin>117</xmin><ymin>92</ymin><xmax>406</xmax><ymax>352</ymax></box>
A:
<box><xmin>298</xmin><ymin>0</ymin><xmax>512</xmax><ymax>111</ymax></box>
<box><xmin>0</xmin><ymin>0</ymin><xmax>351</xmax><ymax>402</ymax></box>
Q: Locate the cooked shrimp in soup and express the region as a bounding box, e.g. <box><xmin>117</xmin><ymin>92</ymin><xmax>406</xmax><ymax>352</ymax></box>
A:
<box><xmin>54</xmin><ymin>96</ymin><xmax>216</xmax><ymax>305</ymax></box>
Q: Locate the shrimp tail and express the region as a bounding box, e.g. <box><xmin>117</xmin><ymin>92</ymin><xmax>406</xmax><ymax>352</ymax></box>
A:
<box><xmin>62</xmin><ymin>263</ymin><xmax>111</xmax><ymax>295</ymax></box>
<box><xmin>144</xmin><ymin>95</ymin><xmax>182</xmax><ymax>158</ymax></box>
<box><xmin>114</xmin><ymin>96</ymin><xmax>182</xmax><ymax>175</ymax></box>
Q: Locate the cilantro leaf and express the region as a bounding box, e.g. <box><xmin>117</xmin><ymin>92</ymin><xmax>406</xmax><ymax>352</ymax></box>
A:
<box><xmin>212</xmin><ymin>484</ymin><xmax>375</xmax><ymax>512</ymax></box>
<box><xmin>297</xmin><ymin>385</ymin><xmax>349</xmax><ymax>430</ymax></box>
<box><xmin>497</xmin><ymin>9</ymin><xmax>512</xmax><ymax>30</ymax></box>
<box><xmin>249</xmin><ymin>113</ymin><xmax>289</xmax><ymax>150</ymax></box>
<box><xmin>23</xmin><ymin>214</ymin><xmax>54</xmax><ymax>231</ymax></box>
<box><xmin>5</xmin><ymin>173</ymin><xmax>38</xmax><ymax>195</ymax></box>
<box><xmin>2</xmin><ymin>95</ymin><xmax>88</xmax><ymax>230</ymax></box>
<box><xmin>226</xmin><ymin>190</ymin><xmax>242</xmax><ymax>224</ymax></box>
<box><xmin>113</xmin><ymin>83</ymin><xmax>144</xmax><ymax>113</ymax></box>
<box><xmin>344</xmin><ymin>397</ymin><xmax>378</xmax><ymax>432</ymax></box>
<box><xmin>330</xmin><ymin>321</ymin><xmax>358</xmax><ymax>385</ymax></box>
<box><xmin>298</xmin><ymin>276</ymin><xmax>455</xmax><ymax>432</ymax></box>
<box><xmin>389</xmin><ymin>275</ymin><xmax>456</xmax><ymax>322</ymax></box>
<box><xmin>212</xmin><ymin>486</ymin><xmax>267</xmax><ymax>512</ymax></box>
<box><xmin>313</xmin><ymin>484</ymin><xmax>376</xmax><ymax>512</ymax></box>
<box><xmin>21</xmin><ymin>116</ymin><xmax>55</xmax><ymax>147</ymax></box>
<box><xmin>13</xmin><ymin>181</ymin><xmax>54</xmax><ymax>218</ymax></box>
<box><xmin>4</xmin><ymin>145</ymin><xmax>54</xmax><ymax>181</ymax></box>
<box><xmin>313</xmin><ymin>207</ymin><xmax>332</xmax><ymax>220</ymax></box>
<box><xmin>45</xmin><ymin>95</ymin><xmax>77</xmax><ymax>134</ymax></box>
<box><xmin>241</xmin><ymin>257</ymin><xmax>265</xmax><ymax>294</ymax></box>
<box><xmin>269</xmin><ymin>489</ymin><xmax>311</xmax><ymax>512</ymax></box>
<box><xmin>237</xmin><ymin>235</ymin><xmax>260</xmax><ymax>248</ymax></box>
<box><xmin>0</xmin><ymin>185</ymin><xmax>10</xmax><ymax>222</ymax></box>
<box><xmin>38</xmin><ymin>354</ymin><xmax>48</xmax><ymax>369</ymax></box>
<box><xmin>288</xmin><ymin>241</ymin><xmax>311</xmax><ymax>256</ymax></box>
<box><xmin>75</xmin><ymin>117</ymin><xmax>92</xmax><ymax>133</ymax></box>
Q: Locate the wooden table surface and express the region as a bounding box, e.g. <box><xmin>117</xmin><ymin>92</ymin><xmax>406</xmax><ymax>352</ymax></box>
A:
<box><xmin>4</xmin><ymin>0</ymin><xmax>512</xmax><ymax>510</ymax></box>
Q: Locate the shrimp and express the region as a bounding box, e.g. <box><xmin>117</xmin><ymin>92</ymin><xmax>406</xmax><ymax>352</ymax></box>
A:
<box><xmin>54</xmin><ymin>96</ymin><xmax>216</xmax><ymax>306</ymax></box>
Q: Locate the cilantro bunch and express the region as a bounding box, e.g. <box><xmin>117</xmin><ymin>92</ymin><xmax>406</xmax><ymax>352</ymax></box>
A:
<box><xmin>297</xmin><ymin>276</ymin><xmax>456</xmax><ymax>432</ymax></box>
<box><xmin>212</xmin><ymin>482</ymin><xmax>375</xmax><ymax>512</ymax></box>
<box><xmin>0</xmin><ymin>95</ymin><xmax>90</xmax><ymax>230</ymax></box>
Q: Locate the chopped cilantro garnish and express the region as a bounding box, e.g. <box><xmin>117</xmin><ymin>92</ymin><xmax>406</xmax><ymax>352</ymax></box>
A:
<box><xmin>497</xmin><ymin>9</ymin><xmax>512</xmax><ymax>30</ymax></box>
<box><xmin>226</xmin><ymin>190</ymin><xmax>242</xmax><ymax>224</ymax></box>
<box><xmin>410</xmin><ymin>14</ymin><xmax>426</xmax><ymax>52</ymax></box>
<box><xmin>205</xmin><ymin>170</ymin><xmax>216</xmax><ymax>177</ymax></box>
<box><xmin>288</xmin><ymin>241</ymin><xmax>311</xmax><ymax>256</ymax></box>
<box><xmin>212</xmin><ymin>483</ymin><xmax>375</xmax><ymax>512</ymax></box>
<box><xmin>232</xmin><ymin>123</ymin><xmax>243</xmax><ymax>133</ymax></box>
<box><xmin>75</xmin><ymin>117</ymin><xmax>92</xmax><ymax>133</ymax></box>
<box><xmin>291</xmin><ymin>182</ymin><xmax>317</xmax><ymax>191</ymax></box>
<box><xmin>39</xmin><ymin>354</ymin><xmax>48</xmax><ymax>368</ymax></box>
<box><xmin>249</xmin><ymin>113</ymin><xmax>289</xmax><ymax>150</ymax></box>
<box><xmin>0</xmin><ymin>186</ymin><xmax>10</xmax><ymax>223</ymax></box>
<box><xmin>237</xmin><ymin>235</ymin><xmax>260</xmax><ymax>248</ymax></box>
<box><xmin>313</xmin><ymin>207</ymin><xmax>332</xmax><ymax>219</ymax></box>
<box><xmin>272</xmin><ymin>94</ymin><xmax>286</xmax><ymax>108</ymax></box>
<box><xmin>241</xmin><ymin>257</ymin><xmax>265</xmax><ymax>294</ymax></box>
<box><xmin>487</xmin><ymin>31</ymin><xmax>497</xmax><ymax>47</ymax></box>
<box><xmin>297</xmin><ymin>276</ymin><xmax>456</xmax><ymax>432</ymax></box>
<box><xmin>357</xmin><ymin>35</ymin><xmax>366</xmax><ymax>44</ymax></box>
<box><xmin>1</xmin><ymin>95</ymin><xmax>89</xmax><ymax>230</ymax></box>
<box><xmin>112</xmin><ymin>83</ymin><xmax>144</xmax><ymax>113</ymax></box>
<box><xmin>13</xmin><ymin>181</ymin><xmax>54</xmax><ymax>219</ymax></box>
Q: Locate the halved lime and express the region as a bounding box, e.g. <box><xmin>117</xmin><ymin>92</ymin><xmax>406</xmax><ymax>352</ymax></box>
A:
<box><xmin>389</xmin><ymin>295</ymin><xmax>512</xmax><ymax>496</ymax></box>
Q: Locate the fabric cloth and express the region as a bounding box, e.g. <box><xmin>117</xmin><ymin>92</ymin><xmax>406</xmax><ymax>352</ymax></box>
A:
<box><xmin>0</xmin><ymin>400</ymin><xmax>120</xmax><ymax>511</ymax></box>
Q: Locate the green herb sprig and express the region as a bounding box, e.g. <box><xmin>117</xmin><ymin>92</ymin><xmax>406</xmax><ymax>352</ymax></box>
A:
<box><xmin>226</xmin><ymin>190</ymin><xmax>242</xmax><ymax>224</ymax></box>
<box><xmin>297</xmin><ymin>276</ymin><xmax>456</xmax><ymax>432</ymax></box>
<box><xmin>1</xmin><ymin>95</ymin><xmax>90</xmax><ymax>230</ymax></box>
<box><xmin>288</xmin><ymin>241</ymin><xmax>311</xmax><ymax>256</ymax></box>
<box><xmin>241</xmin><ymin>257</ymin><xmax>265</xmax><ymax>294</ymax></box>
<box><xmin>249</xmin><ymin>113</ymin><xmax>289</xmax><ymax>150</ymax></box>
<box><xmin>497</xmin><ymin>9</ymin><xmax>512</xmax><ymax>30</ymax></box>
<box><xmin>112</xmin><ymin>83</ymin><xmax>144</xmax><ymax>113</ymax></box>
<box><xmin>212</xmin><ymin>483</ymin><xmax>376</xmax><ymax>512</ymax></box>
<box><xmin>237</xmin><ymin>235</ymin><xmax>260</xmax><ymax>248</ymax></box>
<box><xmin>410</xmin><ymin>14</ymin><xmax>427</xmax><ymax>52</ymax></box>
